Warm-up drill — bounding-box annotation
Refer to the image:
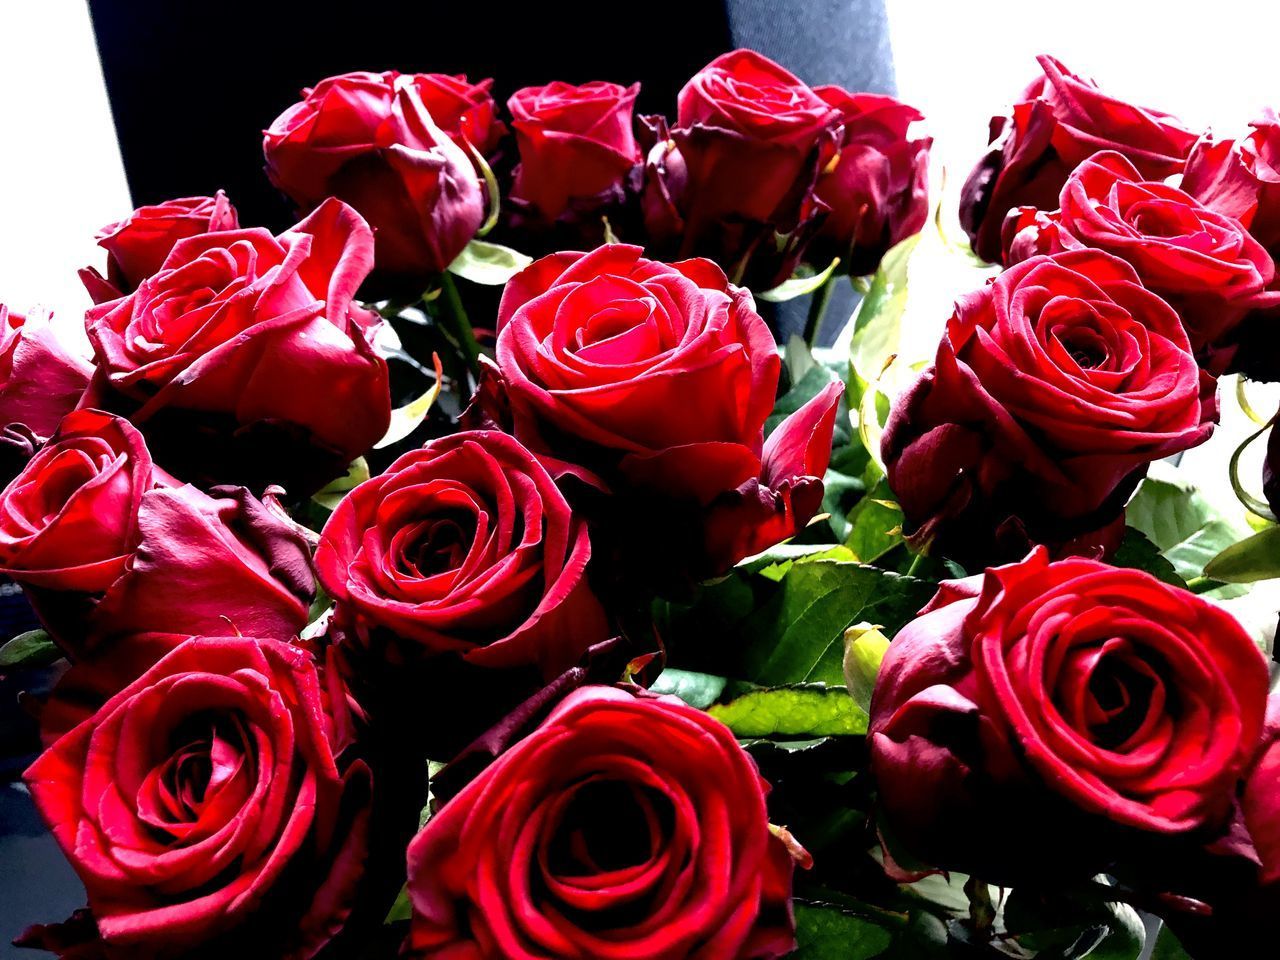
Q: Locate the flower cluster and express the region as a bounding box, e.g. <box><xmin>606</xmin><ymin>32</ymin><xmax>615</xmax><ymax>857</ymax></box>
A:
<box><xmin>264</xmin><ymin>50</ymin><xmax>931</xmax><ymax>293</ymax></box>
<box><xmin>2</xmin><ymin>44</ymin><xmax>1275</xmax><ymax>960</ymax></box>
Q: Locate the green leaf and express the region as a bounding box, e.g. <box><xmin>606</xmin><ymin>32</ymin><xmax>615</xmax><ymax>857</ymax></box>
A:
<box><xmin>1004</xmin><ymin>888</ymin><xmax>1146</xmax><ymax>960</ymax></box>
<box><xmin>1125</xmin><ymin>468</ymin><xmax>1252</xmax><ymax>598</ymax></box>
<box><xmin>446</xmin><ymin>238</ymin><xmax>532</xmax><ymax>286</ymax></box>
<box><xmin>843</xmin><ymin>623</ymin><xmax>890</xmax><ymax>715</ymax></box>
<box><xmin>1088</xmin><ymin>904</ymin><xmax>1147</xmax><ymax>960</ymax></box>
<box><xmin>662</xmin><ymin>556</ymin><xmax>936</xmax><ymax>689</ymax></box>
<box><xmin>0</xmin><ymin>629</ymin><xmax>59</xmax><ymax>670</ymax></box>
<box><xmin>844</xmin><ymin>480</ymin><xmax>904</xmax><ymax>563</ymax></box>
<box><xmin>1111</xmin><ymin>527</ymin><xmax>1186</xmax><ymax>587</ymax></box>
<box><xmin>822</xmin><ymin>468</ymin><xmax>868</xmax><ymax>542</ymax></box>
<box><xmin>849</xmin><ymin>234</ymin><xmax>921</xmax><ymax>394</ymax></box>
<box><xmin>311</xmin><ymin>457</ymin><xmax>370</xmax><ymax>512</ymax></box>
<box><xmin>649</xmin><ymin>668</ymin><xmax>727</xmax><ymax>710</ymax></box>
<box><xmin>375</xmin><ymin>353</ymin><xmax>443</xmax><ymax>449</ymax></box>
<box><xmin>1204</xmin><ymin>523</ymin><xmax>1280</xmax><ymax>583</ymax></box>
<box><xmin>792</xmin><ymin>902</ymin><xmax>895</xmax><ymax>959</ymax></box>
<box><xmin>740</xmin><ymin>543</ymin><xmax>857</xmax><ymax>573</ymax></box>
<box><xmin>708</xmin><ymin>683</ymin><xmax>867</xmax><ymax>738</ymax></box>
<box><xmin>767</xmin><ymin>337</ymin><xmax>846</xmax><ymax>437</ymax></box>
<box><xmin>1149</xmin><ymin>923</ymin><xmax>1193</xmax><ymax>960</ymax></box>
<box><xmin>759</xmin><ymin>257</ymin><xmax>841</xmax><ymax>303</ymax></box>
<box><xmin>384</xmin><ymin>884</ymin><xmax>413</xmax><ymax>924</ymax></box>
<box><xmin>744</xmin><ymin>561</ymin><xmax>933</xmax><ymax>686</ymax></box>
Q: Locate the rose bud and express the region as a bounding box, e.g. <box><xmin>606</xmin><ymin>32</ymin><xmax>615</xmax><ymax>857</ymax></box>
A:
<box><xmin>405</xmin><ymin>685</ymin><xmax>802</xmax><ymax>959</ymax></box>
<box><xmin>315</xmin><ymin>429</ymin><xmax>607</xmax><ymax>679</ymax></box>
<box><xmin>1002</xmin><ymin>150</ymin><xmax>1279</xmax><ymax>362</ymax></box>
<box><xmin>0</xmin><ymin>304</ymin><xmax>92</xmax><ymax>439</ymax></box>
<box><xmin>0</xmin><ymin>410</ymin><xmax>314</xmax><ymax>677</ymax></box>
<box><xmin>264</xmin><ymin>70</ymin><xmax>485</xmax><ymax>293</ymax></box>
<box><xmin>415</xmin><ymin>72</ymin><xmax>506</xmax><ymax>157</ymax></box>
<box><xmin>869</xmin><ymin>548</ymin><xmax>1269</xmax><ymax>884</ymax></box>
<box><xmin>960</xmin><ymin>55</ymin><xmax>1197</xmax><ymax>263</ymax></box>
<box><xmin>21</xmin><ymin>636</ymin><xmax>371</xmax><ymax>960</ymax></box>
<box><xmin>809</xmin><ymin>88</ymin><xmax>932</xmax><ymax>276</ymax></box>
<box><xmin>82</xmin><ymin>198</ymin><xmax>391</xmax><ymax>496</ymax></box>
<box><xmin>492</xmin><ymin>244</ymin><xmax>842</xmax><ymax>580</ymax></box>
<box><xmin>506</xmin><ymin>80</ymin><xmax>641</xmax><ymax>246</ymax></box>
<box><xmin>643</xmin><ymin>49</ymin><xmax>842</xmax><ymax>288</ymax></box>
<box><xmin>77</xmin><ymin>192</ymin><xmax>240</xmax><ymax>304</ymax></box>
<box><xmin>882</xmin><ymin>249</ymin><xmax>1215</xmax><ymax>569</ymax></box>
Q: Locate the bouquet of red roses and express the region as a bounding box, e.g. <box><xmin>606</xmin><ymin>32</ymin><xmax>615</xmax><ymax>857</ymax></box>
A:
<box><xmin>1</xmin><ymin>47</ymin><xmax>1277</xmax><ymax>960</ymax></box>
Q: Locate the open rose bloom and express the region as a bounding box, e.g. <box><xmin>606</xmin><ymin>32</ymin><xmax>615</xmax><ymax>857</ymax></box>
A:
<box><xmin>82</xmin><ymin>198</ymin><xmax>391</xmax><ymax>495</ymax></box>
<box><xmin>7</xmin><ymin>42</ymin><xmax>1280</xmax><ymax>960</ymax></box>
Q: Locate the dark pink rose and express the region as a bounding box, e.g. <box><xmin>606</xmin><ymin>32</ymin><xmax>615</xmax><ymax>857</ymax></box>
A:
<box><xmin>82</xmin><ymin>199</ymin><xmax>390</xmax><ymax>495</ymax></box>
<box><xmin>491</xmin><ymin>244</ymin><xmax>842</xmax><ymax>578</ymax></box>
<box><xmin>810</xmin><ymin>88</ymin><xmax>931</xmax><ymax>275</ymax></box>
<box><xmin>960</xmin><ymin>55</ymin><xmax>1197</xmax><ymax>263</ymax></box>
<box><xmin>22</xmin><ymin>636</ymin><xmax>370</xmax><ymax>959</ymax></box>
<box><xmin>883</xmin><ymin>249</ymin><xmax>1215</xmax><ymax>568</ymax></box>
<box><xmin>1001</xmin><ymin>150</ymin><xmax>1278</xmax><ymax>360</ymax></box>
<box><xmin>643</xmin><ymin>49</ymin><xmax>842</xmax><ymax>287</ymax></box>
<box><xmin>78</xmin><ymin>193</ymin><xmax>240</xmax><ymax>304</ymax></box>
<box><xmin>264</xmin><ymin>70</ymin><xmax>485</xmax><ymax>292</ymax></box>
<box><xmin>0</xmin><ymin>410</ymin><xmax>314</xmax><ymax>676</ymax></box>
<box><xmin>0</xmin><ymin>304</ymin><xmax>91</xmax><ymax>439</ymax></box>
<box><xmin>507</xmin><ymin>80</ymin><xmax>640</xmax><ymax>235</ymax></box>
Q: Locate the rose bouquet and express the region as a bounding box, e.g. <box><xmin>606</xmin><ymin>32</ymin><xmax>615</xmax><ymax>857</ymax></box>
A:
<box><xmin>1</xmin><ymin>46</ymin><xmax>1277</xmax><ymax>960</ymax></box>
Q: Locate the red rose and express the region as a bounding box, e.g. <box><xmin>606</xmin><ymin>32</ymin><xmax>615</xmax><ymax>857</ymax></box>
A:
<box><xmin>960</xmin><ymin>55</ymin><xmax>1197</xmax><ymax>263</ymax></box>
<box><xmin>405</xmin><ymin>685</ymin><xmax>801</xmax><ymax>959</ymax></box>
<box><xmin>315</xmin><ymin>429</ymin><xmax>607</xmax><ymax>678</ymax></box>
<box><xmin>644</xmin><ymin>49</ymin><xmax>842</xmax><ymax>286</ymax></box>
<box><xmin>22</xmin><ymin>636</ymin><xmax>371</xmax><ymax>959</ymax></box>
<box><xmin>1002</xmin><ymin>150</ymin><xmax>1278</xmax><ymax>358</ymax></box>
<box><xmin>264</xmin><ymin>71</ymin><xmax>485</xmax><ymax>292</ymax></box>
<box><xmin>1133</xmin><ymin>693</ymin><xmax>1280</xmax><ymax>959</ymax></box>
<box><xmin>810</xmin><ymin>88</ymin><xmax>932</xmax><ymax>276</ymax></box>
<box><xmin>0</xmin><ymin>304</ymin><xmax>92</xmax><ymax>439</ymax></box>
<box><xmin>882</xmin><ymin>249</ymin><xmax>1215</xmax><ymax>567</ymax></box>
<box><xmin>78</xmin><ymin>192</ymin><xmax>240</xmax><ymax>304</ymax></box>
<box><xmin>82</xmin><ymin>199</ymin><xmax>390</xmax><ymax>495</ymax></box>
<box><xmin>492</xmin><ymin>244</ymin><xmax>842</xmax><ymax>577</ymax></box>
<box><xmin>1182</xmin><ymin>112</ymin><xmax>1280</xmax><ymax>381</ymax></box>
<box><xmin>1183</xmin><ymin>110</ymin><xmax>1280</xmax><ymax>261</ymax></box>
<box><xmin>507</xmin><ymin>80</ymin><xmax>640</xmax><ymax>235</ymax></box>
<box><xmin>1244</xmin><ymin>698</ymin><xmax>1280</xmax><ymax>888</ymax></box>
<box><xmin>415</xmin><ymin>72</ymin><xmax>506</xmax><ymax>157</ymax></box>
<box><xmin>0</xmin><ymin>410</ymin><xmax>314</xmax><ymax>673</ymax></box>
<box><xmin>869</xmin><ymin>549</ymin><xmax>1269</xmax><ymax>883</ymax></box>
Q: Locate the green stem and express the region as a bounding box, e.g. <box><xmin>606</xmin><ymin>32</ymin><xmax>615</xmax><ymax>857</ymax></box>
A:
<box><xmin>1184</xmin><ymin>575</ymin><xmax>1218</xmax><ymax>594</ymax></box>
<box><xmin>438</xmin><ymin>272</ymin><xmax>482</xmax><ymax>376</ymax></box>
<box><xmin>803</xmin><ymin>274</ymin><xmax>837</xmax><ymax>348</ymax></box>
<box><xmin>905</xmin><ymin>551</ymin><xmax>925</xmax><ymax>578</ymax></box>
<box><xmin>963</xmin><ymin>876</ymin><xmax>996</xmax><ymax>938</ymax></box>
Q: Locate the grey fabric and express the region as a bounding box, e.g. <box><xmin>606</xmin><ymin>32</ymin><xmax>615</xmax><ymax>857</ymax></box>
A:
<box><xmin>728</xmin><ymin>0</ymin><xmax>898</xmax><ymax>344</ymax></box>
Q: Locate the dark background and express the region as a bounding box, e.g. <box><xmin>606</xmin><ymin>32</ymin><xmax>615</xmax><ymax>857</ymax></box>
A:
<box><xmin>88</xmin><ymin>0</ymin><xmax>897</xmax><ymax>230</ymax></box>
<box><xmin>2</xmin><ymin>0</ymin><xmax>895</xmax><ymax>949</ymax></box>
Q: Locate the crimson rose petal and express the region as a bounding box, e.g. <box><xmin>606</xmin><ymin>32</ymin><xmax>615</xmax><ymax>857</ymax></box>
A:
<box><xmin>405</xmin><ymin>685</ymin><xmax>801</xmax><ymax>959</ymax></box>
